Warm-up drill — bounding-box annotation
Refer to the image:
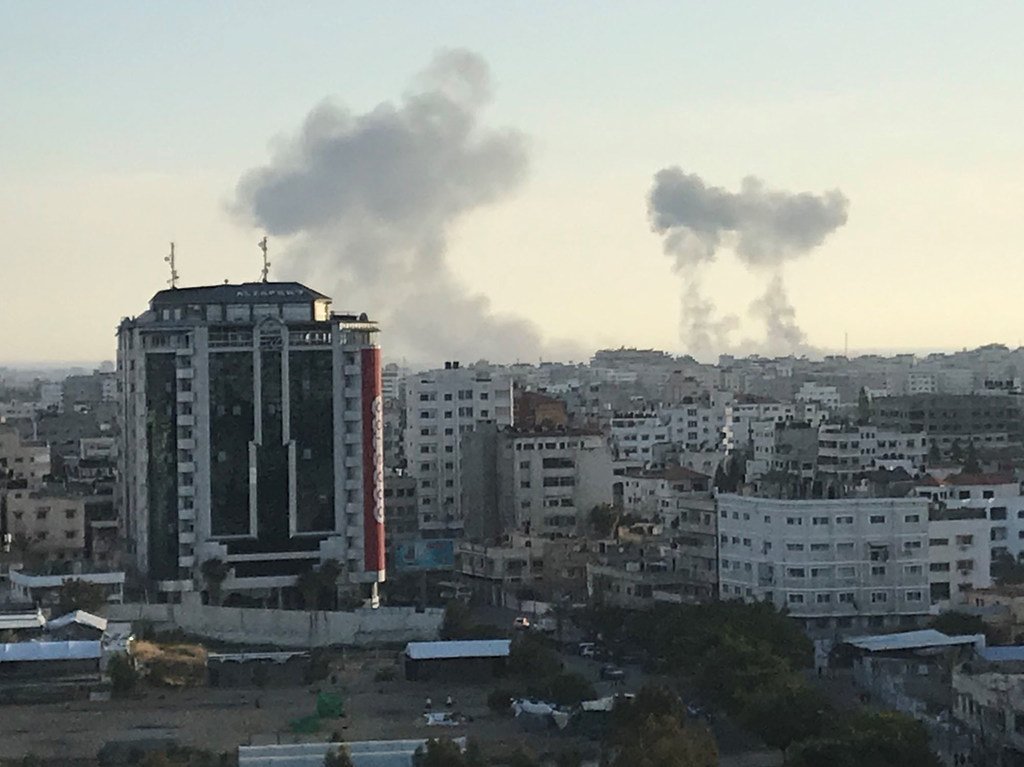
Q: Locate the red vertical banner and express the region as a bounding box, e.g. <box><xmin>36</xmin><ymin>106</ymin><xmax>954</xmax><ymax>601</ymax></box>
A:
<box><xmin>361</xmin><ymin>346</ymin><xmax>385</xmax><ymax>576</ymax></box>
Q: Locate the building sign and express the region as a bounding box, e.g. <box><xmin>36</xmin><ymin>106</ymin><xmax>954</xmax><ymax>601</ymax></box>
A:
<box><xmin>361</xmin><ymin>346</ymin><xmax>386</xmax><ymax>576</ymax></box>
<box><xmin>393</xmin><ymin>540</ymin><xmax>456</xmax><ymax>571</ymax></box>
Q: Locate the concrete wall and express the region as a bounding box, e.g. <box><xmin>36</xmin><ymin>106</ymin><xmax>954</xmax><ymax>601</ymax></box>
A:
<box><xmin>104</xmin><ymin>598</ymin><xmax>442</xmax><ymax>648</ymax></box>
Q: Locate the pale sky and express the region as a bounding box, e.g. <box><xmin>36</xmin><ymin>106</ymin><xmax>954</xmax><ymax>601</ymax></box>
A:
<box><xmin>3</xmin><ymin>2</ymin><xmax>1023</xmax><ymax>365</ymax></box>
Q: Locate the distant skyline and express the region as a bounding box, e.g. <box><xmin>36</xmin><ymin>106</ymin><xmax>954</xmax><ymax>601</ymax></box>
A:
<box><xmin>3</xmin><ymin>3</ymin><xmax>1023</xmax><ymax>364</ymax></box>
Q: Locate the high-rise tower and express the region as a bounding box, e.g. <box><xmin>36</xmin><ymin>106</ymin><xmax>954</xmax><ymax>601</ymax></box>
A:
<box><xmin>116</xmin><ymin>281</ymin><xmax>384</xmax><ymax>604</ymax></box>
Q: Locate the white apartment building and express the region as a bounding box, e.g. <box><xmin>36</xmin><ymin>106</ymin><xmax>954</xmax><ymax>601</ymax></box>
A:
<box><xmin>817</xmin><ymin>423</ymin><xmax>929</xmax><ymax>484</ymax></box>
<box><xmin>916</xmin><ymin>473</ymin><xmax>1024</xmax><ymax>562</ymax></box>
<box><xmin>717</xmin><ymin>494</ymin><xmax>931</xmax><ymax>635</ymax></box>
<box><xmin>117</xmin><ymin>281</ymin><xmax>386</xmax><ymax>601</ymax></box>
<box><xmin>502</xmin><ymin>429</ymin><xmax>612</xmax><ymax>537</ymax></box>
<box><xmin>796</xmin><ymin>382</ymin><xmax>841</xmax><ymax>412</ymax></box>
<box><xmin>404</xmin><ymin>362</ymin><xmax>513</xmax><ymax>536</ymax></box>
<box><xmin>609</xmin><ymin>412</ymin><xmax>669</xmax><ymax>465</ymax></box>
<box><xmin>662</xmin><ymin>404</ymin><xmax>725</xmax><ymax>452</ymax></box>
<box><xmin>723</xmin><ymin>402</ymin><xmax>822</xmax><ymax>451</ymax></box>
<box><xmin>926</xmin><ymin>507</ymin><xmax>991</xmax><ymax>611</ymax></box>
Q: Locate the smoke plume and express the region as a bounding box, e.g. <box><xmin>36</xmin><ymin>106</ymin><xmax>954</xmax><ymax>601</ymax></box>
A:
<box><xmin>233</xmin><ymin>49</ymin><xmax>579</xmax><ymax>364</ymax></box>
<box><xmin>648</xmin><ymin>168</ymin><xmax>849</xmax><ymax>357</ymax></box>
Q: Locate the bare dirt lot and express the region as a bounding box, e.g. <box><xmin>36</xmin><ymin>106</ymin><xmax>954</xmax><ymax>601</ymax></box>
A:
<box><xmin>0</xmin><ymin>648</ymin><xmax>596</xmax><ymax>761</ymax></box>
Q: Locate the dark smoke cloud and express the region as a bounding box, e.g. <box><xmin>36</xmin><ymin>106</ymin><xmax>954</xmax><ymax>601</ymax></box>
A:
<box><xmin>233</xmin><ymin>49</ymin><xmax>580</xmax><ymax>364</ymax></box>
<box><xmin>647</xmin><ymin>168</ymin><xmax>849</xmax><ymax>358</ymax></box>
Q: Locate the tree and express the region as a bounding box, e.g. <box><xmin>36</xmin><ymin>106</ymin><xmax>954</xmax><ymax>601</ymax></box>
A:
<box><xmin>324</xmin><ymin>745</ymin><xmax>354</xmax><ymax>767</ymax></box>
<box><xmin>414</xmin><ymin>738</ymin><xmax>469</xmax><ymax>767</ymax></box>
<box><xmin>440</xmin><ymin>600</ymin><xmax>475</xmax><ymax>640</ymax></box>
<box><xmin>963</xmin><ymin>441</ymin><xmax>981</xmax><ymax>473</ymax></box>
<box><xmin>546</xmin><ymin>672</ymin><xmax>597</xmax><ymax>706</ymax></box>
<box><xmin>108</xmin><ymin>652</ymin><xmax>138</xmax><ymax>696</ymax></box>
<box><xmin>734</xmin><ymin>677</ymin><xmax>830</xmax><ymax>749</ymax></box>
<box><xmin>950</xmin><ymin>438</ymin><xmax>964</xmax><ymax>464</ymax></box>
<box><xmin>931</xmin><ymin>611</ymin><xmax>986</xmax><ymax>637</ymax></box>
<box><xmin>611</xmin><ymin>714</ymin><xmax>717</xmax><ymax>767</ymax></box>
<box><xmin>56</xmin><ymin>578</ymin><xmax>106</xmax><ymax>614</ymax></box>
<box><xmin>590</xmin><ymin>504</ymin><xmax>618</xmax><ymax>537</ymax></box>
<box><xmin>508</xmin><ymin>633</ymin><xmax>561</xmax><ymax>680</ymax></box>
<box><xmin>788</xmin><ymin>710</ymin><xmax>939</xmax><ymax>767</ymax></box>
<box><xmin>200</xmin><ymin>558</ymin><xmax>230</xmax><ymax>606</ymax></box>
<box><xmin>857</xmin><ymin>387</ymin><xmax>871</xmax><ymax>425</ymax></box>
<box><xmin>927</xmin><ymin>442</ymin><xmax>941</xmax><ymax>465</ymax></box>
<box><xmin>992</xmin><ymin>550</ymin><xmax>1024</xmax><ymax>585</ymax></box>
<box><xmin>298</xmin><ymin>569</ymin><xmax>322</xmax><ymax>610</ymax></box>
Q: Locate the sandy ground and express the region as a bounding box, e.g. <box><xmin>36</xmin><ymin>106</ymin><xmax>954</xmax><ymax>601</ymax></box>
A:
<box><xmin>0</xmin><ymin>648</ymin><xmax>598</xmax><ymax>761</ymax></box>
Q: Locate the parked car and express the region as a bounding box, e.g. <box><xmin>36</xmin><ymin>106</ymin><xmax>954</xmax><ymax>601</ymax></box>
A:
<box><xmin>600</xmin><ymin>664</ymin><xmax>626</xmax><ymax>681</ymax></box>
<box><xmin>513</xmin><ymin>616</ymin><xmax>531</xmax><ymax>630</ymax></box>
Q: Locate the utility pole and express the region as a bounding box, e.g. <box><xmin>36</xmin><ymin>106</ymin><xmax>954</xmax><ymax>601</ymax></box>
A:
<box><xmin>165</xmin><ymin>242</ymin><xmax>180</xmax><ymax>289</ymax></box>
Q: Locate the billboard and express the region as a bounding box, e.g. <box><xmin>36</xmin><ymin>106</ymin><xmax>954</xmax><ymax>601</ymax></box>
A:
<box><xmin>361</xmin><ymin>346</ymin><xmax>385</xmax><ymax>577</ymax></box>
<box><xmin>393</xmin><ymin>540</ymin><xmax>456</xmax><ymax>572</ymax></box>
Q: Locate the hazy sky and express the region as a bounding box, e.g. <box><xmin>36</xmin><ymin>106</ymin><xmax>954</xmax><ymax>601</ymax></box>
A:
<box><xmin>3</xmin><ymin>2</ymin><xmax>1023</xmax><ymax>365</ymax></box>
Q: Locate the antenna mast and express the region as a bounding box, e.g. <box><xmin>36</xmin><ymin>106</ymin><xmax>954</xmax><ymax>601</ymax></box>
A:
<box><xmin>258</xmin><ymin>236</ymin><xmax>270</xmax><ymax>283</ymax></box>
<box><xmin>165</xmin><ymin>242</ymin><xmax>180</xmax><ymax>289</ymax></box>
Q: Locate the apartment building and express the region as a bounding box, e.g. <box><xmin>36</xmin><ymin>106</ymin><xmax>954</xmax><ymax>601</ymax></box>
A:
<box><xmin>723</xmin><ymin>401</ymin><xmax>823</xmax><ymax>451</ymax></box>
<box><xmin>817</xmin><ymin>424</ymin><xmax>929</xmax><ymax>484</ymax></box>
<box><xmin>796</xmin><ymin>382</ymin><xmax>841</xmax><ymax>412</ymax></box>
<box><xmin>662</xmin><ymin>403</ymin><xmax>725</xmax><ymax>452</ymax></box>
<box><xmin>609</xmin><ymin>412</ymin><xmax>669</xmax><ymax>465</ymax></box>
<box><xmin>404</xmin><ymin>362</ymin><xmax>513</xmax><ymax>537</ymax></box>
<box><xmin>916</xmin><ymin>473</ymin><xmax>1024</xmax><ymax>563</ymax></box>
<box><xmin>717</xmin><ymin>494</ymin><xmax>931</xmax><ymax>635</ymax></box>
<box><xmin>117</xmin><ymin>281</ymin><xmax>385</xmax><ymax>601</ymax></box>
<box><xmin>871</xmin><ymin>394</ymin><xmax>1021</xmax><ymax>455</ymax></box>
<box><xmin>926</xmin><ymin>507</ymin><xmax>991</xmax><ymax>610</ymax></box>
<box><xmin>0</xmin><ymin>425</ymin><xmax>51</xmax><ymax>487</ymax></box>
<box><xmin>4</xmin><ymin>488</ymin><xmax>87</xmax><ymax>562</ymax></box>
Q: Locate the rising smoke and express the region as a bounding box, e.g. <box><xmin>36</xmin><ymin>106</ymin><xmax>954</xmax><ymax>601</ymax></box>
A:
<box><xmin>647</xmin><ymin>167</ymin><xmax>849</xmax><ymax>358</ymax></box>
<box><xmin>233</xmin><ymin>49</ymin><xmax>580</xmax><ymax>364</ymax></box>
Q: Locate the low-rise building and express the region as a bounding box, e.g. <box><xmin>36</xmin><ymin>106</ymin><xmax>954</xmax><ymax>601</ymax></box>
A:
<box><xmin>927</xmin><ymin>507</ymin><xmax>992</xmax><ymax>610</ymax></box>
<box><xmin>4</xmin><ymin>488</ymin><xmax>87</xmax><ymax>562</ymax></box>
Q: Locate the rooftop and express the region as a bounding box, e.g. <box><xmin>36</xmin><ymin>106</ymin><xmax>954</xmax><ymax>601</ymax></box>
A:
<box><xmin>845</xmin><ymin>629</ymin><xmax>984</xmax><ymax>654</ymax></box>
<box><xmin>404</xmin><ymin>639</ymin><xmax>510</xmax><ymax>661</ymax></box>
<box><xmin>150</xmin><ymin>281</ymin><xmax>329</xmax><ymax>308</ymax></box>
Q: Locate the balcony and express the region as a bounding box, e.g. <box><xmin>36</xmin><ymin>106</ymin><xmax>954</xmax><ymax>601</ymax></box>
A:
<box><xmin>176</xmin><ymin>391</ymin><xmax>194</xmax><ymax>403</ymax></box>
<box><xmin>178</xmin><ymin>555</ymin><xmax>195</xmax><ymax>568</ymax></box>
<box><xmin>177</xmin><ymin>462</ymin><xmax>196</xmax><ymax>474</ymax></box>
<box><xmin>178</xmin><ymin>531</ymin><xmax>196</xmax><ymax>545</ymax></box>
<box><xmin>178</xmin><ymin>507</ymin><xmax>196</xmax><ymax>521</ymax></box>
<box><xmin>175</xmin><ymin>368</ymin><xmax>194</xmax><ymax>379</ymax></box>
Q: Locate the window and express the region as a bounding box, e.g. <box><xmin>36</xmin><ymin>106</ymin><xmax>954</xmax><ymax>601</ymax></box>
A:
<box><xmin>904</xmin><ymin>514</ymin><xmax>920</xmax><ymax>523</ymax></box>
<box><xmin>905</xmin><ymin>565</ymin><xmax>923</xmax><ymax>575</ymax></box>
<box><xmin>786</xmin><ymin>516</ymin><xmax>803</xmax><ymax>526</ymax></box>
<box><xmin>36</xmin><ymin>510</ymin><xmax>48</xmax><ymax>520</ymax></box>
<box><xmin>991</xmin><ymin>507</ymin><xmax>1008</xmax><ymax>521</ymax></box>
<box><xmin>983</xmin><ymin>490</ymin><xmax>995</xmax><ymax>500</ymax></box>
<box><xmin>956</xmin><ymin>560</ymin><xmax>975</xmax><ymax>572</ymax></box>
<box><xmin>810</xmin><ymin>543</ymin><xmax>830</xmax><ymax>552</ymax></box>
<box><xmin>836</xmin><ymin>516</ymin><xmax>853</xmax><ymax>525</ymax></box>
<box><xmin>956</xmin><ymin>535</ymin><xmax>974</xmax><ymax>546</ymax></box>
<box><xmin>64</xmin><ymin>509</ymin><xmax>77</xmax><ymax>519</ymax></box>
<box><xmin>65</xmin><ymin>531</ymin><xmax>76</xmax><ymax>540</ymax></box>
<box><xmin>816</xmin><ymin>593</ymin><xmax>831</xmax><ymax>604</ymax></box>
<box><xmin>837</xmin><ymin>542</ymin><xmax>854</xmax><ymax>552</ymax></box>
<box><xmin>788</xmin><ymin>594</ymin><xmax>804</xmax><ymax>604</ymax></box>
<box><xmin>930</xmin><ymin>562</ymin><xmax>950</xmax><ymax>572</ymax></box>
<box><xmin>904</xmin><ymin>540</ymin><xmax>922</xmax><ymax>550</ymax></box>
<box><xmin>812</xmin><ymin>516</ymin><xmax>829</xmax><ymax>526</ymax></box>
<box><xmin>871</xmin><ymin>565</ymin><xmax>887</xmax><ymax>576</ymax></box>
<box><xmin>839</xmin><ymin>592</ymin><xmax>855</xmax><ymax>603</ymax></box>
<box><xmin>786</xmin><ymin>543</ymin><xmax>805</xmax><ymax>552</ymax></box>
<box><xmin>871</xmin><ymin>591</ymin><xmax>888</xmax><ymax>603</ymax></box>
<box><xmin>929</xmin><ymin>538</ymin><xmax>949</xmax><ymax>547</ymax></box>
<box><xmin>869</xmin><ymin>515</ymin><xmax>886</xmax><ymax>524</ymax></box>
<box><xmin>906</xmin><ymin>590</ymin><xmax>923</xmax><ymax>602</ymax></box>
<box><xmin>837</xmin><ymin>566</ymin><xmax>856</xmax><ymax>577</ymax></box>
<box><xmin>786</xmin><ymin>568</ymin><xmax>806</xmax><ymax>578</ymax></box>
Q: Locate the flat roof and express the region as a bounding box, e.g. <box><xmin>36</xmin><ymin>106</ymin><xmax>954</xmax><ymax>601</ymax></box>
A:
<box><xmin>404</xmin><ymin>639</ymin><xmax>511</xmax><ymax>661</ymax></box>
<box><xmin>977</xmin><ymin>646</ymin><xmax>1024</xmax><ymax>663</ymax></box>
<box><xmin>845</xmin><ymin>629</ymin><xmax>984</xmax><ymax>653</ymax></box>
<box><xmin>150</xmin><ymin>282</ymin><xmax>329</xmax><ymax>307</ymax></box>
<box><xmin>0</xmin><ymin>611</ymin><xmax>46</xmax><ymax>631</ymax></box>
<box><xmin>46</xmin><ymin>610</ymin><xmax>108</xmax><ymax>633</ymax></box>
<box><xmin>0</xmin><ymin>640</ymin><xmax>101</xmax><ymax>663</ymax></box>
